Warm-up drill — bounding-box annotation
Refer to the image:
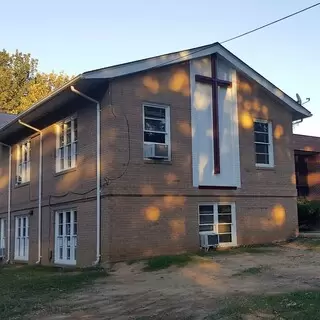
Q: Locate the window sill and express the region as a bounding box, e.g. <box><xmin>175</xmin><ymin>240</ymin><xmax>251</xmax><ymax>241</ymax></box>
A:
<box><xmin>54</xmin><ymin>167</ymin><xmax>77</xmax><ymax>177</ymax></box>
<box><xmin>255</xmin><ymin>165</ymin><xmax>275</xmax><ymax>171</ymax></box>
<box><xmin>13</xmin><ymin>258</ymin><xmax>28</xmax><ymax>263</ymax></box>
<box><xmin>54</xmin><ymin>261</ymin><xmax>76</xmax><ymax>267</ymax></box>
<box><xmin>144</xmin><ymin>159</ymin><xmax>172</xmax><ymax>165</ymax></box>
<box><xmin>14</xmin><ymin>182</ymin><xmax>30</xmax><ymax>189</ymax></box>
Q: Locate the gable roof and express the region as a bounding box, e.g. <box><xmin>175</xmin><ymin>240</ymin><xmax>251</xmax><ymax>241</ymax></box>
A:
<box><xmin>83</xmin><ymin>42</ymin><xmax>312</xmax><ymax>120</ymax></box>
<box><xmin>0</xmin><ymin>113</ymin><xmax>16</xmax><ymax>129</ymax></box>
<box><xmin>0</xmin><ymin>42</ymin><xmax>312</xmax><ymax>142</ymax></box>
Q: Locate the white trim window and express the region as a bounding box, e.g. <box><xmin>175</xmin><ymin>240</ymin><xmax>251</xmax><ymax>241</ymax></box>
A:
<box><xmin>254</xmin><ymin>120</ymin><xmax>274</xmax><ymax>167</ymax></box>
<box><xmin>56</xmin><ymin>116</ymin><xmax>78</xmax><ymax>172</ymax></box>
<box><xmin>143</xmin><ymin>103</ymin><xmax>171</xmax><ymax>159</ymax></box>
<box><xmin>198</xmin><ymin>203</ymin><xmax>237</xmax><ymax>246</ymax></box>
<box><xmin>55</xmin><ymin>209</ymin><xmax>77</xmax><ymax>265</ymax></box>
<box><xmin>16</xmin><ymin>140</ymin><xmax>31</xmax><ymax>184</ymax></box>
<box><xmin>14</xmin><ymin>216</ymin><xmax>29</xmax><ymax>261</ymax></box>
<box><xmin>0</xmin><ymin>218</ymin><xmax>5</xmax><ymax>256</ymax></box>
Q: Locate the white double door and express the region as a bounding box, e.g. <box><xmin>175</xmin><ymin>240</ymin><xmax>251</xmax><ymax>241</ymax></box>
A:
<box><xmin>14</xmin><ymin>216</ymin><xmax>29</xmax><ymax>261</ymax></box>
<box><xmin>55</xmin><ymin>210</ymin><xmax>77</xmax><ymax>265</ymax></box>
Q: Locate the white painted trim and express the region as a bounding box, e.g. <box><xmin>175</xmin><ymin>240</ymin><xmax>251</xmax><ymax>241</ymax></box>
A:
<box><xmin>83</xmin><ymin>43</ymin><xmax>311</xmax><ymax>119</ymax></box>
<box><xmin>0</xmin><ymin>218</ymin><xmax>5</xmax><ymax>251</ymax></box>
<box><xmin>142</xmin><ymin>103</ymin><xmax>171</xmax><ymax>161</ymax></box>
<box><xmin>16</xmin><ymin>140</ymin><xmax>31</xmax><ymax>184</ymax></box>
<box><xmin>54</xmin><ymin>209</ymin><xmax>77</xmax><ymax>266</ymax></box>
<box><xmin>14</xmin><ymin>215</ymin><xmax>29</xmax><ymax>261</ymax></box>
<box><xmin>254</xmin><ymin>119</ymin><xmax>274</xmax><ymax>168</ymax></box>
<box><xmin>55</xmin><ymin>115</ymin><xmax>78</xmax><ymax>173</ymax></box>
<box><xmin>198</xmin><ymin>202</ymin><xmax>237</xmax><ymax>247</ymax></box>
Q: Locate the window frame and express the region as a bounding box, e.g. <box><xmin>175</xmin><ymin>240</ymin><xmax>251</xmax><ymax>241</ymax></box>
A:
<box><xmin>0</xmin><ymin>218</ymin><xmax>5</xmax><ymax>252</ymax></box>
<box><xmin>54</xmin><ymin>208</ymin><xmax>77</xmax><ymax>265</ymax></box>
<box><xmin>254</xmin><ymin>119</ymin><xmax>274</xmax><ymax>168</ymax></box>
<box><xmin>142</xmin><ymin>103</ymin><xmax>171</xmax><ymax>160</ymax></box>
<box><xmin>14</xmin><ymin>215</ymin><xmax>29</xmax><ymax>261</ymax></box>
<box><xmin>55</xmin><ymin>115</ymin><xmax>78</xmax><ymax>173</ymax></box>
<box><xmin>198</xmin><ymin>202</ymin><xmax>237</xmax><ymax>247</ymax></box>
<box><xmin>16</xmin><ymin>140</ymin><xmax>31</xmax><ymax>184</ymax></box>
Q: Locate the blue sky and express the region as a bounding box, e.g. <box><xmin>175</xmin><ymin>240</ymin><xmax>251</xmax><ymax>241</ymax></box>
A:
<box><xmin>1</xmin><ymin>0</ymin><xmax>319</xmax><ymax>136</ymax></box>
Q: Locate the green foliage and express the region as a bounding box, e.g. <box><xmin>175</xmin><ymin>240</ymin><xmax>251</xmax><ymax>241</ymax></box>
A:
<box><xmin>0</xmin><ymin>49</ymin><xmax>70</xmax><ymax>114</ymax></box>
<box><xmin>297</xmin><ymin>199</ymin><xmax>320</xmax><ymax>231</ymax></box>
<box><xmin>143</xmin><ymin>254</ymin><xmax>193</xmax><ymax>271</ymax></box>
<box><xmin>0</xmin><ymin>265</ymin><xmax>106</xmax><ymax>319</ymax></box>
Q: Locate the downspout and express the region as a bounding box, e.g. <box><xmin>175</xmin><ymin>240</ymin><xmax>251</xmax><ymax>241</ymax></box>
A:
<box><xmin>18</xmin><ymin>120</ymin><xmax>43</xmax><ymax>264</ymax></box>
<box><xmin>0</xmin><ymin>142</ymin><xmax>12</xmax><ymax>263</ymax></box>
<box><xmin>70</xmin><ymin>86</ymin><xmax>101</xmax><ymax>265</ymax></box>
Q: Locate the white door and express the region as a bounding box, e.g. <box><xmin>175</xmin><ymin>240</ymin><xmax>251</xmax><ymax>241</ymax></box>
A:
<box><xmin>14</xmin><ymin>216</ymin><xmax>29</xmax><ymax>261</ymax></box>
<box><xmin>0</xmin><ymin>218</ymin><xmax>5</xmax><ymax>255</ymax></box>
<box><xmin>199</xmin><ymin>203</ymin><xmax>237</xmax><ymax>247</ymax></box>
<box><xmin>55</xmin><ymin>209</ymin><xmax>77</xmax><ymax>265</ymax></box>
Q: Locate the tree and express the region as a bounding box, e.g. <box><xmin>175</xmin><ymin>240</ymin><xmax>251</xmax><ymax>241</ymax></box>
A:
<box><xmin>0</xmin><ymin>49</ymin><xmax>70</xmax><ymax>114</ymax></box>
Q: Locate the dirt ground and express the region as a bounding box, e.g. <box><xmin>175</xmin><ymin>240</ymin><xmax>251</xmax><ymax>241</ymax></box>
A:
<box><xmin>40</xmin><ymin>241</ymin><xmax>320</xmax><ymax>320</ymax></box>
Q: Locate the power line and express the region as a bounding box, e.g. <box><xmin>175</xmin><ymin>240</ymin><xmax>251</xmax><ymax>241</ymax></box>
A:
<box><xmin>221</xmin><ymin>2</ymin><xmax>320</xmax><ymax>44</ymax></box>
<box><xmin>153</xmin><ymin>2</ymin><xmax>320</xmax><ymax>69</ymax></box>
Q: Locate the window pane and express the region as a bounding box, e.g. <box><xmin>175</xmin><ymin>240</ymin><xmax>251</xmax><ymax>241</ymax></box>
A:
<box><xmin>67</xmin><ymin>145</ymin><xmax>72</xmax><ymax>167</ymax></box>
<box><xmin>255</xmin><ymin>143</ymin><xmax>269</xmax><ymax>154</ymax></box>
<box><xmin>199</xmin><ymin>225</ymin><xmax>214</xmax><ymax>232</ymax></box>
<box><xmin>144</xmin><ymin>132</ymin><xmax>165</xmax><ymax>143</ymax></box>
<box><xmin>218</xmin><ymin>224</ymin><xmax>232</xmax><ymax>233</ymax></box>
<box><xmin>144</xmin><ymin>106</ymin><xmax>165</xmax><ymax>119</ymax></box>
<box><xmin>218</xmin><ymin>214</ymin><xmax>232</xmax><ymax>223</ymax></box>
<box><xmin>199</xmin><ymin>205</ymin><xmax>214</xmax><ymax>214</ymax></box>
<box><xmin>199</xmin><ymin>215</ymin><xmax>214</xmax><ymax>224</ymax></box>
<box><xmin>254</xmin><ymin>122</ymin><xmax>268</xmax><ymax>133</ymax></box>
<box><xmin>66</xmin><ymin>212</ymin><xmax>71</xmax><ymax>223</ymax></box>
<box><xmin>73</xmin><ymin>119</ymin><xmax>78</xmax><ymax>141</ymax></box>
<box><xmin>59</xmin><ymin>212</ymin><xmax>63</xmax><ymax>224</ymax></box>
<box><xmin>145</xmin><ymin>119</ymin><xmax>166</xmax><ymax>132</ymax></box>
<box><xmin>218</xmin><ymin>205</ymin><xmax>231</xmax><ymax>214</ymax></box>
<box><xmin>74</xmin><ymin>211</ymin><xmax>77</xmax><ymax>222</ymax></box>
<box><xmin>219</xmin><ymin>234</ymin><xmax>232</xmax><ymax>243</ymax></box>
<box><xmin>256</xmin><ymin>153</ymin><xmax>269</xmax><ymax>164</ymax></box>
<box><xmin>254</xmin><ymin>132</ymin><xmax>269</xmax><ymax>143</ymax></box>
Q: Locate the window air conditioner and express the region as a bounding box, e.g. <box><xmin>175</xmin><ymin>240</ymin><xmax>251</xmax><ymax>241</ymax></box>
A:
<box><xmin>16</xmin><ymin>176</ymin><xmax>22</xmax><ymax>185</ymax></box>
<box><xmin>144</xmin><ymin>143</ymin><xmax>169</xmax><ymax>160</ymax></box>
<box><xmin>200</xmin><ymin>232</ymin><xmax>219</xmax><ymax>250</ymax></box>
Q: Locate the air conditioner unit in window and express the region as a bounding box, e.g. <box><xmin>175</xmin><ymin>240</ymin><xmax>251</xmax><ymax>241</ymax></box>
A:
<box><xmin>200</xmin><ymin>232</ymin><xmax>219</xmax><ymax>250</ymax></box>
<box><xmin>144</xmin><ymin>143</ymin><xmax>169</xmax><ymax>160</ymax></box>
<box><xmin>0</xmin><ymin>248</ymin><xmax>5</xmax><ymax>259</ymax></box>
<box><xmin>16</xmin><ymin>176</ymin><xmax>22</xmax><ymax>185</ymax></box>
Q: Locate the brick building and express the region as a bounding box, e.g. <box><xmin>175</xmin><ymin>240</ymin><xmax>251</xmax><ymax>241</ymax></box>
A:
<box><xmin>0</xmin><ymin>43</ymin><xmax>314</xmax><ymax>266</ymax></box>
<box><xmin>293</xmin><ymin>134</ymin><xmax>320</xmax><ymax>199</ymax></box>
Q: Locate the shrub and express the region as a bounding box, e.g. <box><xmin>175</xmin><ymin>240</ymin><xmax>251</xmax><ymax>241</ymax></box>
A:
<box><xmin>298</xmin><ymin>199</ymin><xmax>320</xmax><ymax>231</ymax></box>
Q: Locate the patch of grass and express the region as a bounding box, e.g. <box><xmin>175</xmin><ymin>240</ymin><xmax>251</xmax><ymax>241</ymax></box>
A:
<box><xmin>295</xmin><ymin>237</ymin><xmax>320</xmax><ymax>250</ymax></box>
<box><xmin>213</xmin><ymin>291</ymin><xmax>320</xmax><ymax>320</ymax></box>
<box><xmin>233</xmin><ymin>265</ymin><xmax>269</xmax><ymax>277</ymax></box>
<box><xmin>197</xmin><ymin>245</ymin><xmax>273</xmax><ymax>257</ymax></box>
<box><xmin>143</xmin><ymin>254</ymin><xmax>193</xmax><ymax>271</ymax></box>
<box><xmin>0</xmin><ymin>264</ymin><xmax>107</xmax><ymax>320</ymax></box>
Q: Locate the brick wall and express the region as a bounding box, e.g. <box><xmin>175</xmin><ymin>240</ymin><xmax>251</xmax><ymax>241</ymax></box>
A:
<box><xmin>0</xmin><ymin>60</ymin><xmax>300</xmax><ymax>265</ymax></box>
<box><xmin>98</xmin><ymin>61</ymin><xmax>298</xmax><ymax>261</ymax></box>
